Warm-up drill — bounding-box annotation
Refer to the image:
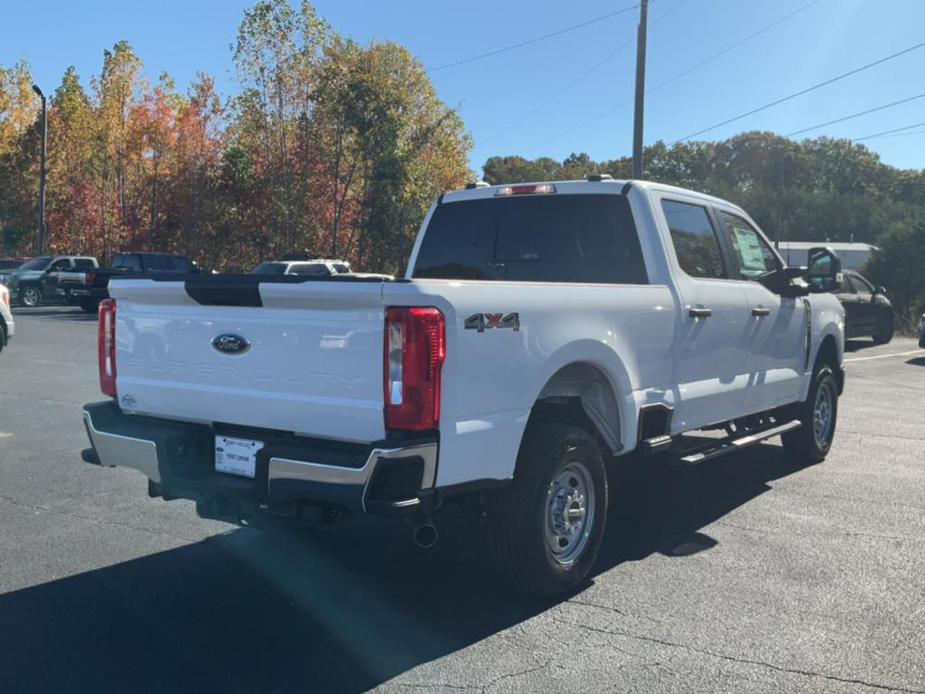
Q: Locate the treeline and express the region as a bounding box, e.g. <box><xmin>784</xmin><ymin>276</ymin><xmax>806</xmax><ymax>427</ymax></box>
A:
<box><xmin>0</xmin><ymin>0</ymin><xmax>471</xmax><ymax>273</ymax></box>
<box><xmin>2</xmin><ymin>2</ymin><xmax>924</xmax><ymax>320</ymax></box>
<box><xmin>485</xmin><ymin>135</ymin><xmax>925</xmax><ymax>322</ymax></box>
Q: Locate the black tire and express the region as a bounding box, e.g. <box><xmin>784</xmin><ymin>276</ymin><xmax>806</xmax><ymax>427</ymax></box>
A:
<box><xmin>872</xmin><ymin>316</ymin><xmax>894</xmax><ymax>345</ymax></box>
<box><xmin>80</xmin><ymin>299</ymin><xmax>99</xmax><ymax>313</ymax></box>
<box><xmin>0</xmin><ymin>321</ymin><xmax>5</xmax><ymax>354</ymax></box>
<box><xmin>487</xmin><ymin>423</ymin><xmax>608</xmax><ymax>597</ymax></box>
<box><xmin>782</xmin><ymin>364</ymin><xmax>838</xmax><ymax>465</ymax></box>
<box><xmin>20</xmin><ymin>285</ymin><xmax>41</xmax><ymax>308</ymax></box>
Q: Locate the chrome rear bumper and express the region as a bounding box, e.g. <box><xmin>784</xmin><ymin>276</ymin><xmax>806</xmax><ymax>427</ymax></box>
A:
<box><xmin>82</xmin><ymin>401</ymin><xmax>437</xmax><ymax>514</ymax></box>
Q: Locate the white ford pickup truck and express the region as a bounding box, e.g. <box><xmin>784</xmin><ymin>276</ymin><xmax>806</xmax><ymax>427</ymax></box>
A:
<box><xmin>81</xmin><ymin>178</ymin><xmax>845</xmax><ymax>595</ymax></box>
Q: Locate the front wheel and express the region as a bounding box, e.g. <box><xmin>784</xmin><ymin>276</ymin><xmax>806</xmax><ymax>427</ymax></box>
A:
<box><xmin>487</xmin><ymin>423</ymin><xmax>608</xmax><ymax>597</ymax></box>
<box><xmin>20</xmin><ymin>285</ymin><xmax>41</xmax><ymax>308</ymax></box>
<box><xmin>782</xmin><ymin>364</ymin><xmax>839</xmax><ymax>465</ymax></box>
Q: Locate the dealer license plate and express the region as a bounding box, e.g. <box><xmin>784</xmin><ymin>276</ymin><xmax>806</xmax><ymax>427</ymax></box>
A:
<box><xmin>214</xmin><ymin>435</ymin><xmax>264</xmax><ymax>478</ymax></box>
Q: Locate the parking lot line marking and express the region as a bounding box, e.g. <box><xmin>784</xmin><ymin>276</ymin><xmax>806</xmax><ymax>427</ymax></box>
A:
<box><xmin>844</xmin><ymin>349</ymin><xmax>925</xmax><ymax>363</ymax></box>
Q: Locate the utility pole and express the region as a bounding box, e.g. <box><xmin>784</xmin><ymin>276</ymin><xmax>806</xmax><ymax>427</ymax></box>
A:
<box><xmin>32</xmin><ymin>84</ymin><xmax>47</xmax><ymax>255</ymax></box>
<box><xmin>775</xmin><ymin>148</ymin><xmax>784</xmax><ymax>250</ymax></box>
<box><xmin>631</xmin><ymin>0</ymin><xmax>649</xmax><ymax>179</ymax></box>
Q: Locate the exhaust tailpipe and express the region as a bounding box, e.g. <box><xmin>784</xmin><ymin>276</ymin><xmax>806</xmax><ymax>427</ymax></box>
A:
<box><xmin>413</xmin><ymin>522</ymin><xmax>439</xmax><ymax>549</ymax></box>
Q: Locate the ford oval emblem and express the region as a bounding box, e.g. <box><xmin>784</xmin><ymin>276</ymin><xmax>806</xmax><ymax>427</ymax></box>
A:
<box><xmin>211</xmin><ymin>333</ymin><xmax>251</xmax><ymax>355</ymax></box>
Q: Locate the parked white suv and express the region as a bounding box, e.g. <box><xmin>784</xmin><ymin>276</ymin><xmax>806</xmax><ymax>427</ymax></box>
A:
<box><xmin>81</xmin><ymin>178</ymin><xmax>845</xmax><ymax>595</ymax></box>
<box><xmin>0</xmin><ymin>284</ymin><xmax>13</xmax><ymax>353</ymax></box>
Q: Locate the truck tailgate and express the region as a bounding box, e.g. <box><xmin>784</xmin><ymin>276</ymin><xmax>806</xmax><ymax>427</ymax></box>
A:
<box><xmin>110</xmin><ymin>278</ymin><xmax>387</xmax><ymax>442</ymax></box>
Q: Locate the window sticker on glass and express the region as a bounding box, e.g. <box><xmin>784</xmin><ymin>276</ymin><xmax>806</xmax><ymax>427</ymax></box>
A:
<box><xmin>733</xmin><ymin>227</ymin><xmax>767</xmax><ymax>274</ymax></box>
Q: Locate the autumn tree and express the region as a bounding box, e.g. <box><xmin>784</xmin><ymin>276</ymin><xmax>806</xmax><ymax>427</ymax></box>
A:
<box><xmin>0</xmin><ymin>60</ymin><xmax>39</xmax><ymax>253</ymax></box>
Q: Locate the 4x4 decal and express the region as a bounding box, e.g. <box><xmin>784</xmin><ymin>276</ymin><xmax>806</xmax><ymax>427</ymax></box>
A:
<box><xmin>464</xmin><ymin>312</ymin><xmax>520</xmax><ymax>332</ymax></box>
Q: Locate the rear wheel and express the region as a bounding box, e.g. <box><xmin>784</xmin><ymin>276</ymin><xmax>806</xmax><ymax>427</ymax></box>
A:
<box><xmin>782</xmin><ymin>364</ymin><xmax>838</xmax><ymax>465</ymax></box>
<box><xmin>872</xmin><ymin>316</ymin><xmax>894</xmax><ymax>345</ymax></box>
<box><xmin>487</xmin><ymin>423</ymin><xmax>608</xmax><ymax>597</ymax></box>
<box><xmin>20</xmin><ymin>285</ymin><xmax>41</xmax><ymax>308</ymax></box>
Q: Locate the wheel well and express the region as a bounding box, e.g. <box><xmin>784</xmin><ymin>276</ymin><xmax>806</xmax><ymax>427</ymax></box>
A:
<box><xmin>528</xmin><ymin>362</ymin><xmax>621</xmax><ymax>454</ymax></box>
<box><xmin>816</xmin><ymin>334</ymin><xmax>843</xmax><ymax>393</ymax></box>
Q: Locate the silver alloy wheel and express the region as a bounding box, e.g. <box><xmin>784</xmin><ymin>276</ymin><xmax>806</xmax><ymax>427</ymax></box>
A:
<box><xmin>812</xmin><ymin>379</ymin><xmax>835</xmax><ymax>449</ymax></box>
<box><xmin>545</xmin><ymin>460</ymin><xmax>596</xmax><ymax>566</ymax></box>
<box><xmin>21</xmin><ymin>286</ymin><xmax>41</xmax><ymax>307</ymax></box>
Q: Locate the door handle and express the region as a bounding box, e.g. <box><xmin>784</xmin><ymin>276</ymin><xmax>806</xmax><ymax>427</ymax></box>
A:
<box><xmin>751</xmin><ymin>306</ymin><xmax>771</xmax><ymax>317</ymax></box>
<box><xmin>688</xmin><ymin>307</ymin><xmax>712</xmax><ymax>319</ymax></box>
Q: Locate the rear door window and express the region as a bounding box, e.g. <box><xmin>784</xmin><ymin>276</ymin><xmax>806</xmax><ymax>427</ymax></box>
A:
<box><xmin>661</xmin><ymin>200</ymin><xmax>726</xmax><ymax>279</ymax></box>
<box><xmin>849</xmin><ymin>275</ymin><xmax>873</xmax><ymax>299</ymax></box>
<box><xmin>290</xmin><ymin>264</ymin><xmax>331</xmax><ymax>276</ymax></box>
<box><xmin>113</xmin><ymin>254</ymin><xmax>142</xmax><ymax>271</ymax></box>
<box><xmin>413</xmin><ymin>194</ymin><xmax>647</xmax><ymax>284</ymax></box>
<box><xmin>169</xmin><ymin>256</ymin><xmax>195</xmax><ymax>273</ymax></box>
<box><xmin>144</xmin><ymin>255</ymin><xmax>181</xmax><ymax>272</ymax></box>
<box><xmin>253</xmin><ymin>262</ymin><xmax>286</xmax><ymax>275</ymax></box>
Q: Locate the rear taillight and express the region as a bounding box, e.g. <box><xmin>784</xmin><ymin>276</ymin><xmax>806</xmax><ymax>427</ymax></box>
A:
<box><xmin>384</xmin><ymin>307</ymin><xmax>446</xmax><ymax>432</ymax></box>
<box><xmin>98</xmin><ymin>299</ymin><xmax>117</xmax><ymax>397</ymax></box>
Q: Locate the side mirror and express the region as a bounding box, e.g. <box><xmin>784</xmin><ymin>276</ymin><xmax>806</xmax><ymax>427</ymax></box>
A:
<box><xmin>765</xmin><ymin>267</ymin><xmax>810</xmax><ymax>297</ymax></box>
<box><xmin>874</xmin><ymin>285</ymin><xmax>887</xmax><ymax>296</ymax></box>
<box><xmin>805</xmin><ymin>247</ymin><xmax>842</xmax><ymax>293</ymax></box>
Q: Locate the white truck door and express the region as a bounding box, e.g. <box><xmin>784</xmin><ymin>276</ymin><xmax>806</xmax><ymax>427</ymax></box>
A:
<box><xmin>658</xmin><ymin>197</ymin><xmax>752</xmax><ymax>431</ymax></box>
<box><xmin>713</xmin><ymin>209</ymin><xmax>805</xmax><ymax>411</ymax></box>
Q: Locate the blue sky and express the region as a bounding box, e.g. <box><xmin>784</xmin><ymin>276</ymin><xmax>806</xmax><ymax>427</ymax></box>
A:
<box><xmin>2</xmin><ymin>0</ymin><xmax>924</xmax><ymax>174</ymax></box>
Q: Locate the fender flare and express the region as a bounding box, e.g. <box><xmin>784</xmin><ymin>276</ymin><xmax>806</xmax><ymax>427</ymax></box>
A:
<box><xmin>524</xmin><ymin>339</ymin><xmax>636</xmax><ymax>453</ymax></box>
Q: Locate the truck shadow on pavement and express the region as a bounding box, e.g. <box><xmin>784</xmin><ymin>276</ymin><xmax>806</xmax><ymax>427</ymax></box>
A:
<box><xmin>0</xmin><ymin>442</ymin><xmax>802</xmax><ymax>694</ymax></box>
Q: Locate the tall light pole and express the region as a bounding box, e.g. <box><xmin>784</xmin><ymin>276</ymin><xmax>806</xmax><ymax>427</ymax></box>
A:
<box><xmin>32</xmin><ymin>84</ymin><xmax>47</xmax><ymax>255</ymax></box>
<box><xmin>631</xmin><ymin>0</ymin><xmax>649</xmax><ymax>179</ymax></box>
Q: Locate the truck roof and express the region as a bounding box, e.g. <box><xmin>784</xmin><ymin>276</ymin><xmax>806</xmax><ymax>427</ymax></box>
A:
<box><xmin>442</xmin><ymin>179</ymin><xmax>745</xmax><ymax>212</ymax></box>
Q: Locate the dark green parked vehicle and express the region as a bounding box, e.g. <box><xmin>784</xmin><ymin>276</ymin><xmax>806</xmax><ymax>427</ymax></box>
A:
<box><xmin>0</xmin><ymin>255</ymin><xmax>98</xmax><ymax>307</ymax></box>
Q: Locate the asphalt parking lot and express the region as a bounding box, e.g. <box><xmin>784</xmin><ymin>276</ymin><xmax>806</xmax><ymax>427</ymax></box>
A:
<box><xmin>1</xmin><ymin>306</ymin><xmax>924</xmax><ymax>694</ymax></box>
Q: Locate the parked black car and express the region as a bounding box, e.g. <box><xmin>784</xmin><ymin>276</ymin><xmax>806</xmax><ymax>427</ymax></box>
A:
<box><xmin>834</xmin><ymin>270</ymin><xmax>894</xmax><ymax>344</ymax></box>
<box><xmin>58</xmin><ymin>252</ymin><xmax>199</xmax><ymax>311</ymax></box>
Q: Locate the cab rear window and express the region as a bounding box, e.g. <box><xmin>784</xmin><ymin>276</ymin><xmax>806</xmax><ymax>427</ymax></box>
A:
<box><xmin>413</xmin><ymin>194</ymin><xmax>647</xmax><ymax>285</ymax></box>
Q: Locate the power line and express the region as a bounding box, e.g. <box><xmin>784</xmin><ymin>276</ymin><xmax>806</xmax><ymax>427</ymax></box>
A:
<box><xmin>481</xmin><ymin>0</ymin><xmax>686</xmax><ymax>144</ymax></box>
<box><xmin>536</xmin><ymin>0</ymin><xmax>819</xmax><ymax>147</ymax></box>
<box><xmin>854</xmin><ymin>119</ymin><xmax>925</xmax><ymax>142</ymax></box>
<box><xmin>647</xmin><ymin>0</ymin><xmax>819</xmax><ymax>97</ymax></box>
<box><xmin>866</xmin><ymin>128</ymin><xmax>925</xmax><ymax>139</ymax></box>
<box><xmin>428</xmin><ymin>3</ymin><xmax>639</xmax><ymax>72</ymax></box>
<box><xmin>650</xmin><ymin>0</ymin><xmax>689</xmax><ymax>27</ymax></box>
<box><xmin>670</xmin><ymin>39</ymin><xmax>925</xmax><ymax>144</ymax></box>
<box><xmin>785</xmin><ymin>92</ymin><xmax>925</xmax><ymax>137</ymax></box>
<box><xmin>483</xmin><ymin>37</ymin><xmax>636</xmax><ymax>144</ymax></box>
